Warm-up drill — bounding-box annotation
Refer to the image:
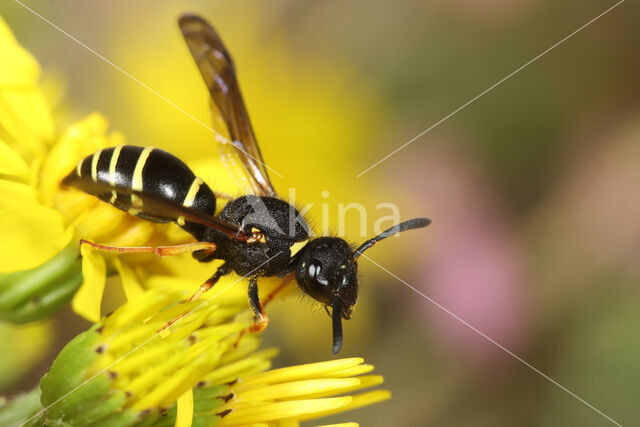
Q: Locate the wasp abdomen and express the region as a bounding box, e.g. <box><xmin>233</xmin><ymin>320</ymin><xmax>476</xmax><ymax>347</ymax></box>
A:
<box><xmin>63</xmin><ymin>145</ymin><xmax>216</xmax><ymax>226</ymax></box>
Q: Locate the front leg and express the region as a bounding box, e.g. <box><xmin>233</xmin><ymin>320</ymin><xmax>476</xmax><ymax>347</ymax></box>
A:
<box><xmin>235</xmin><ymin>276</ymin><xmax>284</xmax><ymax>347</ymax></box>
<box><xmin>188</xmin><ymin>263</ymin><xmax>232</xmax><ymax>302</ymax></box>
<box><xmin>159</xmin><ymin>264</ymin><xmax>232</xmax><ymax>332</ymax></box>
<box><xmin>247</xmin><ymin>276</ymin><xmax>269</xmax><ymax>332</ymax></box>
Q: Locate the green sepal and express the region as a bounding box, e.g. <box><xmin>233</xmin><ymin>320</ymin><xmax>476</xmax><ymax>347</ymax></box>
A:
<box><xmin>49</xmin><ymin>375</ymin><xmax>114</xmax><ymax>423</ymax></box>
<box><xmin>40</xmin><ymin>325</ymin><xmax>101</xmax><ymax>421</ymax></box>
<box><xmin>72</xmin><ymin>390</ymin><xmax>128</xmax><ymax>425</ymax></box>
<box><xmin>150</xmin><ymin>385</ymin><xmax>228</xmax><ymax>427</ymax></box>
<box><xmin>0</xmin><ymin>387</ymin><xmax>42</xmax><ymax>426</ymax></box>
<box><xmin>38</xmin><ymin>325</ymin><xmax>158</xmax><ymax>426</ymax></box>
<box><xmin>91</xmin><ymin>410</ymin><xmax>156</xmax><ymax>427</ymax></box>
<box><xmin>0</xmin><ymin>244</ymin><xmax>82</xmax><ymax>323</ymax></box>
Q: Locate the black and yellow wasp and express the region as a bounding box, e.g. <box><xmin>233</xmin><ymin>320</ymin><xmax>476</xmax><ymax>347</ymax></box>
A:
<box><xmin>63</xmin><ymin>14</ymin><xmax>430</xmax><ymax>353</ymax></box>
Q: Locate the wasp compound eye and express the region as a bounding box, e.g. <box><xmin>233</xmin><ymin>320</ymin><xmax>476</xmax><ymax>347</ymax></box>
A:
<box><xmin>305</xmin><ymin>259</ymin><xmax>323</xmax><ymax>283</ymax></box>
<box><xmin>304</xmin><ymin>258</ymin><xmax>335</xmax><ymax>304</ymax></box>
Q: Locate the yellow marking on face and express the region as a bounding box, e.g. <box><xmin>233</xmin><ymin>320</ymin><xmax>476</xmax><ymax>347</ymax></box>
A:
<box><xmin>131</xmin><ymin>194</ymin><xmax>143</xmax><ymax>209</ymax></box>
<box><xmin>183</xmin><ymin>177</ymin><xmax>203</xmax><ymax>207</ymax></box>
<box><xmin>110</xmin><ymin>190</ymin><xmax>117</xmax><ymax>204</ymax></box>
<box><xmin>109</xmin><ymin>145</ymin><xmax>123</xmax><ymax>186</ymax></box>
<box><xmin>177</xmin><ymin>216</ymin><xmax>186</xmax><ymax>226</ymax></box>
<box><xmin>290</xmin><ymin>240</ymin><xmax>309</xmax><ymax>257</ymax></box>
<box><xmin>132</xmin><ymin>147</ymin><xmax>153</xmax><ymax>192</ymax></box>
<box><xmin>76</xmin><ymin>160</ymin><xmax>82</xmax><ymax>176</ymax></box>
<box><xmin>128</xmin><ymin>208</ymin><xmax>140</xmax><ymax>216</ymax></box>
<box><xmin>91</xmin><ymin>149</ymin><xmax>102</xmax><ymax>182</ymax></box>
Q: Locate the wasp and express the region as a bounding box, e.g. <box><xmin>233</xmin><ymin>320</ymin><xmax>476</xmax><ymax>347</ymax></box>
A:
<box><xmin>62</xmin><ymin>14</ymin><xmax>430</xmax><ymax>354</ymax></box>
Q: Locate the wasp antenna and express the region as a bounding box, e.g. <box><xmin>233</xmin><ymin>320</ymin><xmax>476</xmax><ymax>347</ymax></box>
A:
<box><xmin>353</xmin><ymin>217</ymin><xmax>431</xmax><ymax>261</ymax></box>
<box><xmin>332</xmin><ymin>299</ymin><xmax>344</xmax><ymax>355</ymax></box>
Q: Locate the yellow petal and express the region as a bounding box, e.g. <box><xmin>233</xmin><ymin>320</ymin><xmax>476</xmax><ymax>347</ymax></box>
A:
<box><xmin>0</xmin><ymin>137</ymin><xmax>30</xmax><ymax>179</ymax></box>
<box><xmin>2</xmin><ymin>87</ymin><xmax>54</xmax><ymax>141</ymax></box>
<box><xmin>71</xmin><ymin>203</ymin><xmax>128</xmax><ymax>240</ymax></box>
<box><xmin>72</xmin><ymin>244</ymin><xmax>107</xmax><ymax>322</ymax></box>
<box><xmin>240</xmin><ymin>358</ymin><xmax>365</xmax><ymax>386</ymax></box>
<box><xmin>219</xmin><ymin>397</ymin><xmax>353</xmax><ymax>426</ymax></box>
<box><xmin>324</xmin><ymin>364</ymin><xmax>375</xmax><ymax>378</ymax></box>
<box><xmin>296</xmin><ymin>391</ymin><xmax>391</xmax><ymax>423</ymax></box>
<box><xmin>0</xmin><ymin>180</ymin><xmax>38</xmax><ymax>207</ymax></box>
<box><xmin>101</xmin><ymin>219</ymin><xmax>155</xmax><ymax>248</ymax></box>
<box><xmin>113</xmin><ymin>259</ymin><xmax>144</xmax><ymax>301</ymax></box>
<box><xmin>235</xmin><ymin>378</ymin><xmax>362</xmax><ymax>402</ymax></box>
<box><xmin>175</xmin><ymin>388</ymin><xmax>193</xmax><ymax>427</ymax></box>
<box><xmin>0</xmin><ymin>202</ymin><xmax>73</xmax><ymax>272</ymax></box>
<box><xmin>0</xmin><ymin>88</ymin><xmax>51</xmax><ymax>156</ymax></box>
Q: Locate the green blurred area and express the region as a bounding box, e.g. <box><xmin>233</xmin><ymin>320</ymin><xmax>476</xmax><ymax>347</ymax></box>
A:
<box><xmin>2</xmin><ymin>0</ymin><xmax>640</xmax><ymax>425</ymax></box>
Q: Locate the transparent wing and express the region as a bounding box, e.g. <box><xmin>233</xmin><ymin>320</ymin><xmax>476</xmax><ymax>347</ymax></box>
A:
<box><xmin>179</xmin><ymin>14</ymin><xmax>276</xmax><ymax>197</ymax></box>
<box><xmin>62</xmin><ymin>173</ymin><xmax>246</xmax><ymax>240</ymax></box>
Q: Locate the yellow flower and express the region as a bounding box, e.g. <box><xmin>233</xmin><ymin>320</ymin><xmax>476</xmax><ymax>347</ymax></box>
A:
<box><xmin>0</xmin><ymin>15</ymin><xmax>212</xmax><ymax>322</ymax></box>
<box><xmin>30</xmin><ymin>287</ymin><xmax>388</xmax><ymax>426</ymax></box>
<box><xmin>0</xmin><ymin>15</ymin><xmax>64</xmax><ymax>273</ymax></box>
<box><xmin>35</xmin><ymin>285</ymin><xmax>270</xmax><ymax>425</ymax></box>
<box><xmin>203</xmin><ymin>357</ymin><xmax>389</xmax><ymax>427</ymax></box>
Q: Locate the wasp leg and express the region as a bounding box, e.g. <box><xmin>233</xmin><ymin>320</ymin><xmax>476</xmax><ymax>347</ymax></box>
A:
<box><xmin>234</xmin><ymin>274</ymin><xmax>296</xmax><ymax>347</ymax></box>
<box><xmin>80</xmin><ymin>239</ymin><xmax>217</xmax><ymax>257</ymax></box>
<box><xmin>159</xmin><ymin>264</ymin><xmax>233</xmax><ymax>332</ymax></box>
<box><xmin>188</xmin><ymin>264</ymin><xmax>231</xmax><ymax>302</ymax></box>
<box><xmin>233</xmin><ymin>277</ymin><xmax>268</xmax><ymax>347</ymax></box>
<box><xmin>247</xmin><ymin>276</ymin><xmax>269</xmax><ymax>332</ymax></box>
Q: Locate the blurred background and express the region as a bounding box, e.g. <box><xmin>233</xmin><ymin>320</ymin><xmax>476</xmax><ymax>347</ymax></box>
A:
<box><xmin>2</xmin><ymin>0</ymin><xmax>640</xmax><ymax>425</ymax></box>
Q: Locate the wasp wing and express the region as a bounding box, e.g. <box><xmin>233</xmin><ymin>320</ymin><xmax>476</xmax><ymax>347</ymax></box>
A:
<box><xmin>128</xmin><ymin>189</ymin><xmax>245</xmax><ymax>240</ymax></box>
<box><xmin>62</xmin><ymin>173</ymin><xmax>244</xmax><ymax>240</ymax></box>
<box><xmin>178</xmin><ymin>14</ymin><xmax>276</xmax><ymax>197</ymax></box>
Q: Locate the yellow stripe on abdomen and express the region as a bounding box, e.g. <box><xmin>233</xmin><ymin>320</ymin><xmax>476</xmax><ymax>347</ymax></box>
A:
<box><xmin>109</xmin><ymin>145</ymin><xmax>123</xmax><ymax>186</ymax></box>
<box><xmin>183</xmin><ymin>177</ymin><xmax>203</xmax><ymax>207</ymax></box>
<box><xmin>132</xmin><ymin>147</ymin><xmax>153</xmax><ymax>192</ymax></box>
<box><xmin>91</xmin><ymin>149</ymin><xmax>102</xmax><ymax>182</ymax></box>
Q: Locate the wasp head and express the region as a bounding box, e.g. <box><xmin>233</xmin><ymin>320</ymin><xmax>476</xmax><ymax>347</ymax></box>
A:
<box><xmin>295</xmin><ymin>217</ymin><xmax>431</xmax><ymax>354</ymax></box>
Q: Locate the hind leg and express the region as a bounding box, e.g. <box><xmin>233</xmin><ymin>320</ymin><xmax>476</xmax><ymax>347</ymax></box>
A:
<box><xmin>80</xmin><ymin>239</ymin><xmax>217</xmax><ymax>257</ymax></box>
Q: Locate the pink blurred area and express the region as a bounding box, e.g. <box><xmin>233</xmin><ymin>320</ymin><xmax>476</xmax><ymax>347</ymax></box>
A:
<box><xmin>399</xmin><ymin>144</ymin><xmax>530</xmax><ymax>361</ymax></box>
